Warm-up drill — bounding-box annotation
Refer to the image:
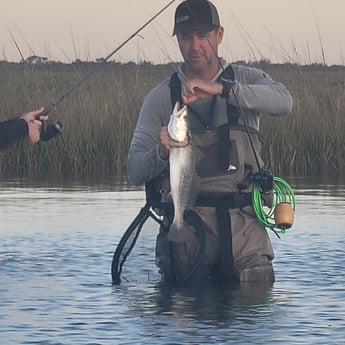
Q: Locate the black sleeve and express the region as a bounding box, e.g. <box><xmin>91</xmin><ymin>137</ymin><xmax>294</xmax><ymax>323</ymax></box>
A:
<box><xmin>0</xmin><ymin>118</ymin><xmax>29</xmax><ymax>150</ymax></box>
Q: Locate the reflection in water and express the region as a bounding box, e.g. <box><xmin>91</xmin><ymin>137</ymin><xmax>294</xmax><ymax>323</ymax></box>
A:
<box><xmin>151</xmin><ymin>282</ymin><xmax>274</xmax><ymax>322</ymax></box>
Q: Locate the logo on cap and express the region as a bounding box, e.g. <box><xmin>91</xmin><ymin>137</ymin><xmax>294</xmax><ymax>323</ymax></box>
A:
<box><xmin>176</xmin><ymin>15</ymin><xmax>190</xmax><ymax>24</ymax></box>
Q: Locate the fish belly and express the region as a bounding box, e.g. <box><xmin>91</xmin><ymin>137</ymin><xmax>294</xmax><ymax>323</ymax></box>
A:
<box><xmin>168</xmin><ymin>144</ymin><xmax>194</xmax><ymax>242</ymax></box>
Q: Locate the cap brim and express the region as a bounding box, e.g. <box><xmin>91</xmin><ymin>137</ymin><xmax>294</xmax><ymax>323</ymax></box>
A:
<box><xmin>173</xmin><ymin>24</ymin><xmax>217</xmax><ymax>36</ymax></box>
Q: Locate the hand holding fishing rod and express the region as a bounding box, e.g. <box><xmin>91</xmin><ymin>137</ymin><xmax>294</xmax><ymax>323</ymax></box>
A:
<box><xmin>19</xmin><ymin>107</ymin><xmax>48</xmax><ymax>143</ymax></box>
<box><xmin>36</xmin><ymin>0</ymin><xmax>177</xmax><ymax>142</ymax></box>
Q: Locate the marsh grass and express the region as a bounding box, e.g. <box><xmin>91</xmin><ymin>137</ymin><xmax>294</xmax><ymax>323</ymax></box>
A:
<box><xmin>0</xmin><ymin>60</ymin><xmax>344</xmax><ymax>179</ymax></box>
<box><xmin>261</xmin><ymin>63</ymin><xmax>345</xmax><ymax>177</ymax></box>
<box><xmin>0</xmin><ymin>61</ymin><xmax>173</xmax><ymax>178</ymax></box>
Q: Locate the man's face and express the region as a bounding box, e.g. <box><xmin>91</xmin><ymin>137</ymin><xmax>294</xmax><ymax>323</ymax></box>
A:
<box><xmin>176</xmin><ymin>26</ymin><xmax>223</xmax><ymax>76</ymax></box>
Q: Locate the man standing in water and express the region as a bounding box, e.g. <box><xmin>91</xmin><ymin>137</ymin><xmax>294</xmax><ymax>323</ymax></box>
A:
<box><xmin>127</xmin><ymin>0</ymin><xmax>293</xmax><ymax>285</ymax></box>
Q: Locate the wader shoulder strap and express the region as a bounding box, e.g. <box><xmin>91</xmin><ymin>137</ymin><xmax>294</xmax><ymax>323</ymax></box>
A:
<box><xmin>219</xmin><ymin>64</ymin><xmax>239</xmax><ymax>170</ymax></box>
<box><xmin>223</xmin><ymin>63</ymin><xmax>235</xmax><ymax>80</ymax></box>
<box><xmin>222</xmin><ymin>64</ymin><xmax>240</xmax><ymax>125</ymax></box>
<box><xmin>169</xmin><ymin>71</ymin><xmax>182</xmax><ymax>109</ymax></box>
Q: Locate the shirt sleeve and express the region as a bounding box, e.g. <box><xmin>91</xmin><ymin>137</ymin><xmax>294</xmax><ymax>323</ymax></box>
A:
<box><xmin>0</xmin><ymin>118</ymin><xmax>28</xmax><ymax>150</ymax></box>
<box><xmin>126</xmin><ymin>81</ymin><xmax>171</xmax><ymax>186</ymax></box>
<box><xmin>229</xmin><ymin>66</ymin><xmax>293</xmax><ymax>116</ymax></box>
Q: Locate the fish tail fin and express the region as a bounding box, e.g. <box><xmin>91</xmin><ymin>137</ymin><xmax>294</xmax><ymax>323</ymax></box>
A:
<box><xmin>167</xmin><ymin>223</ymin><xmax>188</xmax><ymax>243</ymax></box>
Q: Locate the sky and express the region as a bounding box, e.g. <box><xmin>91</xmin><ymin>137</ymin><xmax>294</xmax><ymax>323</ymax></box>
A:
<box><xmin>0</xmin><ymin>0</ymin><xmax>344</xmax><ymax>66</ymax></box>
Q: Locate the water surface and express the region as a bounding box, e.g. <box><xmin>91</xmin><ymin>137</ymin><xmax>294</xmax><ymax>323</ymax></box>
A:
<box><xmin>1</xmin><ymin>177</ymin><xmax>345</xmax><ymax>344</ymax></box>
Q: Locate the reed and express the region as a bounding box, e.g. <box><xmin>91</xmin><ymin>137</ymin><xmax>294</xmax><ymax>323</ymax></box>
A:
<box><xmin>0</xmin><ymin>60</ymin><xmax>344</xmax><ymax>179</ymax></box>
<box><xmin>260</xmin><ymin>63</ymin><xmax>345</xmax><ymax>177</ymax></box>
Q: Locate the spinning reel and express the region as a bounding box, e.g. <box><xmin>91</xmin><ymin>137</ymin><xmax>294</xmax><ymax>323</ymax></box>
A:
<box><xmin>40</xmin><ymin>119</ymin><xmax>63</xmax><ymax>142</ymax></box>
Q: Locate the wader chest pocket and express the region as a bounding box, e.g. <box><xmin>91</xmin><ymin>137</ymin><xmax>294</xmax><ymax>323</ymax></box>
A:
<box><xmin>196</xmin><ymin>139</ymin><xmax>239</xmax><ymax>178</ymax></box>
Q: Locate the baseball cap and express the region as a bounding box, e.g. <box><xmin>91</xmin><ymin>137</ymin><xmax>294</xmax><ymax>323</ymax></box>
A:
<box><xmin>173</xmin><ymin>0</ymin><xmax>220</xmax><ymax>35</ymax></box>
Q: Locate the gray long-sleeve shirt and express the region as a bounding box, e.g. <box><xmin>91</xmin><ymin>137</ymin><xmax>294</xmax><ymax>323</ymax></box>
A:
<box><xmin>127</xmin><ymin>62</ymin><xmax>293</xmax><ymax>185</ymax></box>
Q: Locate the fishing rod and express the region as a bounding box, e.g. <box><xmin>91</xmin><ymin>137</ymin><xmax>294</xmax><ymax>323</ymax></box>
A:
<box><xmin>40</xmin><ymin>0</ymin><xmax>177</xmax><ymax>141</ymax></box>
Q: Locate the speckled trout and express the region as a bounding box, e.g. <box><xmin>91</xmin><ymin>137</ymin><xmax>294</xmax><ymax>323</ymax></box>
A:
<box><xmin>167</xmin><ymin>101</ymin><xmax>198</xmax><ymax>242</ymax></box>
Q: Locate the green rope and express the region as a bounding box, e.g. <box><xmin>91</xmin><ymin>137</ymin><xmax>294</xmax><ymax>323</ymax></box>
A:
<box><xmin>252</xmin><ymin>176</ymin><xmax>296</xmax><ymax>234</ymax></box>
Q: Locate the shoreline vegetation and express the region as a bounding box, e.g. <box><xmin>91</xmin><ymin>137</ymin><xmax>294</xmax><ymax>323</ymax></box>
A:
<box><xmin>0</xmin><ymin>58</ymin><xmax>345</xmax><ymax>181</ymax></box>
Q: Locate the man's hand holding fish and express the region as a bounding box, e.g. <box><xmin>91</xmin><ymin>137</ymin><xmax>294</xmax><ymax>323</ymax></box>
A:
<box><xmin>158</xmin><ymin>126</ymin><xmax>189</xmax><ymax>160</ymax></box>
